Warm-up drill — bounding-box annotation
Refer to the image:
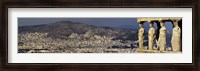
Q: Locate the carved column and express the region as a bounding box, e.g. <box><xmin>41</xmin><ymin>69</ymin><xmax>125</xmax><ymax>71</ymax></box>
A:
<box><xmin>157</xmin><ymin>20</ymin><xmax>166</xmax><ymax>51</ymax></box>
<box><xmin>138</xmin><ymin>21</ymin><xmax>145</xmax><ymax>50</ymax></box>
<box><xmin>171</xmin><ymin>19</ymin><xmax>181</xmax><ymax>52</ymax></box>
<box><xmin>148</xmin><ymin>21</ymin><xmax>155</xmax><ymax>50</ymax></box>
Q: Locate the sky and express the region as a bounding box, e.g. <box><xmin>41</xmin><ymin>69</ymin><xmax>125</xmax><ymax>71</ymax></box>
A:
<box><xmin>18</xmin><ymin>18</ymin><xmax>173</xmax><ymax>32</ymax></box>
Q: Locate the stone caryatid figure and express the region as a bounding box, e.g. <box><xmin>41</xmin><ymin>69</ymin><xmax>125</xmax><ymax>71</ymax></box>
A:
<box><xmin>157</xmin><ymin>21</ymin><xmax>166</xmax><ymax>51</ymax></box>
<box><xmin>171</xmin><ymin>20</ymin><xmax>181</xmax><ymax>52</ymax></box>
<box><xmin>148</xmin><ymin>22</ymin><xmax>155</xmax><ymax>50</ymax></box>
<box><xmin>138</xmin><ymin>23</ymin><xmax>145</xmax><ymax>50</ymax></box>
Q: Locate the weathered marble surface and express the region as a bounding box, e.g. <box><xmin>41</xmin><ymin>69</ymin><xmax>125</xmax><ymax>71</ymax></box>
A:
<box><xmin>157</xmin><ymin>22</ymin><xmax>167</xmax><ymax>51</ymax></box>
<box><xmin>148</xmin><ymin>23</ymin><xmax>155</xmax><ymax>50</ymax></box>
<box><xmin>138</xmin><ymin>24</ymin><xmax>145</xmax><ymax>50</ymax></box>
<box><xmin>171</xmin><ymin>21</ymin><xmax>181</xmax><ymax>52</ymax></box>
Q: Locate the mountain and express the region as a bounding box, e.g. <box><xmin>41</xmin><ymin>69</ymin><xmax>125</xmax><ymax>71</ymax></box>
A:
<box><xmin>19</xmin><ymin>21</ymin><xmax>138</xmax><ymax>41</ymax></box>
<box><xmin>115</xmin><ymin>25</ymin><xmax>139</xmax><ymax>30</ymax></box>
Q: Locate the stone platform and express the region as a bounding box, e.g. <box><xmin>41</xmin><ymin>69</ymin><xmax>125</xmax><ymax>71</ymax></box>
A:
<box><xmin>136</xmin><ymin>49</ymin><xmax>181</xmax><ymax>53</ymax></box>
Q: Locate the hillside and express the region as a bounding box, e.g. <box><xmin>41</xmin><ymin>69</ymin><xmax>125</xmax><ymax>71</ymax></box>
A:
<box><xmin>19</xmin><ymin>21</ymin><xmax>138</xmax><ymax>41</ymax></box>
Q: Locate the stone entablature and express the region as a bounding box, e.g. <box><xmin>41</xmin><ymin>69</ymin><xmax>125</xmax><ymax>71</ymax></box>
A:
<box><xmin>137</xmin><ymin>18</ymin><xmax>182</xmax><ymax>23</ymax></box>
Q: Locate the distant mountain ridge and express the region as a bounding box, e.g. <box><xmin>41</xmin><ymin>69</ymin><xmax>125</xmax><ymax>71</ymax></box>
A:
<box><xmin>115</xmin><ymin>25</ymin><xmax>139</xmax><ymax>30</ymax></box>
<box><xmin>19</xmin><ymin>21</ymin><xmax>138</xmax><ymax>40</ymax></box>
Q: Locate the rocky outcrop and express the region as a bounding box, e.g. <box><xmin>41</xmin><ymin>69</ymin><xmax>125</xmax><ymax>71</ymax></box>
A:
<box><xmin>83</xmin><ymin>30</ymin><xmax>94</xmax><ymax>38</ymax></box>
<box><xmin>68</xmin><ymin>33</ymin><xmax>79</xmax><ymax>39</ymax></box>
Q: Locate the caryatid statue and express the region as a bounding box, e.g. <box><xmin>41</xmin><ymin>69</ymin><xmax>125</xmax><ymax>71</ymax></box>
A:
<box><xmin>171</xmin><ymin>20</ymin><xmax>181</xmax><ymax>52</ymax></box>
<box><xmin>157</xmin><ymin>21</ymin><xmax>166</xmax><ymax>51</ymax></box>
<box><xmin>138</xmin><ymin>23</ymin><xmax>145</xmax><ymax>50</ymax></box>
<box><xmin>148</xmin><ymin>22</ymin><xmax>155</xmax><ymax>50</ymax></box>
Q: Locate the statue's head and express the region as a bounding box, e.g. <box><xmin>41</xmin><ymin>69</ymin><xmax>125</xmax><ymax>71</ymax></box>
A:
<box><xmin>160</xmin><ymin>22</ymin><xmax>165</xmax><ymax>27</ymax></box>
<box><xmin>149</xmin><ymin>23</ymin><xmax>153</xmax><ymax>27</ymax></box>
<box><xmin>173</xmin><ymin>22</ymin><xmax>178</xmax><ymax>27</ymax></box>
<box><xmin>139</xmin><ymin>24</ymin><xmax>143</xmax><ymax>28</ymax></box>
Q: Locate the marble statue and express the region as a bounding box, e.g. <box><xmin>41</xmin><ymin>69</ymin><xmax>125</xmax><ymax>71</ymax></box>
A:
<box><xmin>157</xmin><ymin>22</ymin><xmax>166</xmax><ymax>51</ymax></box>
<box><xmin>171</xmin><ymin>21</ymin><xmax>181</xmax><ymax>52</ymax></box>
<box><xmin>138</xmin><ymin>23</ymin><xmax>145</xmax><ymax>50</ymax></box>
<box><xmin>148</xmin><ymin>23</ymin><xmax>155</xmax><ymax>50</ymax></box>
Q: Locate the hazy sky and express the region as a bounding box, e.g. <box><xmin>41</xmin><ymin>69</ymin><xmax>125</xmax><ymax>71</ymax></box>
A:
<box><xmin>18</xmin><ymin>18</ymin><xmax>173</xmax><ymax>32</ymax></box>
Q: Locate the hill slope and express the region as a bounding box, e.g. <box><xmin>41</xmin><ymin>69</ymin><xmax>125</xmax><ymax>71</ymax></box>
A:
<box><xmin>19</xmin><ymin>21</ymin><xmax>138</xmax><ymax>40</ymax></box>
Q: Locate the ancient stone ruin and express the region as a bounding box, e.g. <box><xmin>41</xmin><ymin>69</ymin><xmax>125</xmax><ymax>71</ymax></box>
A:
<box><xmin>137</xmin><ymin>18</ymin><xmax>182</xmax><ymax>53</ymax></box>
